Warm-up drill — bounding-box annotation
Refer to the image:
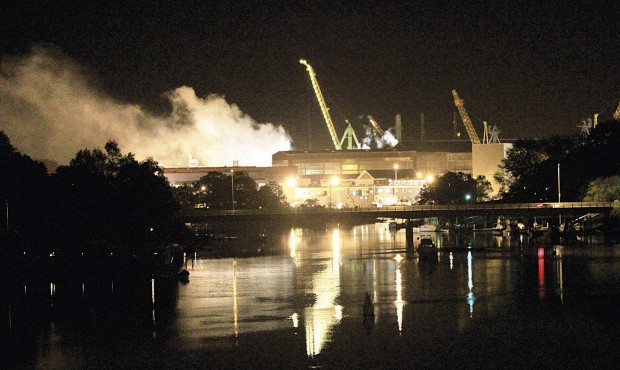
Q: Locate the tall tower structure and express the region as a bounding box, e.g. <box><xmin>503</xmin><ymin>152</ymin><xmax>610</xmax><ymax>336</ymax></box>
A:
<box><xmin>395</xmin><ymin>113</ymin><xmax>402</xmax><ymax>143</ymax></box>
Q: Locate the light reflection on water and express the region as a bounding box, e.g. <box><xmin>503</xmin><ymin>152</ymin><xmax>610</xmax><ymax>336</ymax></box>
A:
<box><xmin>3</xmin><ymin>222</ymin><xmax>620</xmax><ymax>368</ymax></box>
<box><xmin>171</xmin><ymin>223</ymin><xmax>582</xmax><ymax>356</ymax></box>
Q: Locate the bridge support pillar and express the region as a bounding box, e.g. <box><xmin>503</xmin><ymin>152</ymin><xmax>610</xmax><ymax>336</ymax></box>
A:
<box><xmin>406</xmin><ymin>219</ymin><xmax>414</xmax><ymax>252</ymax></box>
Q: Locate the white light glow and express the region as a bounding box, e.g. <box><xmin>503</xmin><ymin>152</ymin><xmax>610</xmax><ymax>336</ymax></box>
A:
<box><xmin>467</xmin><ymin>251</ymin><xmax>475</xmax><ymax>317</ymax></box>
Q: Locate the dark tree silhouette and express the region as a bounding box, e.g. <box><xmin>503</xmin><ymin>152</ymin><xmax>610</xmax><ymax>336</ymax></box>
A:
<box><xmin>497</xmin><ymin>120</ymin><xmax>620</xmax><ymax>202</ymax></box>
<box><xmin>0</xmin><ymin>131</ymin><xmax>49</xmax><ymax>245</ymax></box>
<box><xmin>173</xmin><ymin>172</ymin><xmax>287</xmax><ymax>210</ymax></box>
<box><xmin>418</xmin><ymin>172</ymin><xmax>491</xmax><ymax>204</ymax></box>
<box><xmin>50</xmin><ymin>141</ymin><xmax>182</xmax><ymax>252</ymax></box>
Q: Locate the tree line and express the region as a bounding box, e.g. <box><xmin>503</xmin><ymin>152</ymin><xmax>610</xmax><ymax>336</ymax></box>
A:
<box><xmin>1</xmin><ymin>132</ymin><xmax>184</xmax><ymax>255</ymax></box>
<box><xmin>418</xmin><ymin>119</ymin><xmax>620</xmax><ymax>205</ymax></box>
<box><xmin>496</xmin><ymin>119</ymin><xmax>620</xmax><ymax>203</ymax></box>
<box><xmin>172</xmin><ymin>172</ymin><xmax>287</xmax><ymax>211</ymax></box>
<box><xmin>1</xmin><ymin>131</ymin><xmax>289</xmax><ymax>255</ymax></box>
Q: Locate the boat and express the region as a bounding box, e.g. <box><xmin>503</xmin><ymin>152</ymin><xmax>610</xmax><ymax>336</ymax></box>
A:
<box><xmin>389</xmin><ymin>221</ymin><xmax>406</xmax><ymax>230</ymax></box>
<box><xmin>417</xmin><ymin>235</ymin><xmax>438</xmax><ymax>257</ymax></box>
<box><xmin>530</xmin><ymin>223</ymin><xmax>549</xmax><ymax>237</ymax></box>
<box><xmin>418</xmin><ymin>224</ymin><xmax>437</xmax><ymax>232</ymax></box>
<box><xmin>177</xmin><ymin>269</ymin><xmax>190</xmax><ymax>283</ymax></box>
<box><xmin>491</xmin><ymin>223</ymin><xmax>504</xmax><ymax>235</ymax></box>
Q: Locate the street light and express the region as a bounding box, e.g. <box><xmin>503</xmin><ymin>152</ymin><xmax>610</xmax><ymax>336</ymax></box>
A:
<box><xmin>393</xmin><ymin>163</ymin><xmax>399</xmax><ymax>181</ymax></box>
<box><xmin>231</xmin><ymin>169</ymin><xmax>235</xmax><ymax>211</ymax></box>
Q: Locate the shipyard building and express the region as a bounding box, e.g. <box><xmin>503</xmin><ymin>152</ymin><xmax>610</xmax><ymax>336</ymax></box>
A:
<box><xmin>162</xmin><ymin>139</ymin><xmax>514</xmax><ymax>208</ymax></box>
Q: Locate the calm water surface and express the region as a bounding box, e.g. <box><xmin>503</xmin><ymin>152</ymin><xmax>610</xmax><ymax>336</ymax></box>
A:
<box><xmin>2</xmin><ymin>222</ymin><xmax>620</xmax><ymax>369</ymax></box>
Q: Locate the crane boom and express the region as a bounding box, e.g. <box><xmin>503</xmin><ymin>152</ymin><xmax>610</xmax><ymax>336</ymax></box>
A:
<box><xmin>366</xmin><ymin>115</ymin><xmax>385</xmax><ymax>136</ymax></box>
<box><xmin>300</xmin><ymin>59</ymin><xmax>341</xmax><ymax>150</ymax></box>
<box><xmin>451</xmin><ymin>89</ymin><xmax>481</xmax><ymax>144</ymax></box>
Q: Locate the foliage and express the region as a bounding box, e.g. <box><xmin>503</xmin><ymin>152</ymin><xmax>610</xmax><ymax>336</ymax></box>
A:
<box><xmin>1</xmin><ymin>131</ymin><xmax>183</xmax><ymax>256</ymax></box>
<box><xmin>583</xmin><ymin>176</ymin><xmax>620</xmax><ymax>202</ymax></box>
<box><xmin>49</xmin><ymin>141</ymin><xmax>183</xmax><ymax>250</ymax></box>
<box><xmin>495</xmin><ymin>136</ymin><xmax>574</xmax><ymax>202</ymax></box>
<box><xmin>418</xmin><ymin>171</ymin><xmax>491</xmax><ymax>204</ymax></box>
<box><xmin>0</xmin><ymin>131</ymin><xmax>49</xmax><ymax>239</ymax></box>
<box><xmin>251</xmin><ymin>182</ymin><xmax>288</xmax><ymax>209</ymax></box>
<box><xmin>497</xmin><ymin>120</ymin><xmax>620</xmax><ymax>202</ymax></box>
<box><xmin>173</xmin><ymin>172</ymin><xmax>288</xmax><ymax>210</ymax></box>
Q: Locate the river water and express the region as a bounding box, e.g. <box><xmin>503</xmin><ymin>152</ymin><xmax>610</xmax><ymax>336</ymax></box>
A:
<box><xmin>2</xmin><ymin>221</ymin><xmax>620</xmax><ymax>369</ymax></box>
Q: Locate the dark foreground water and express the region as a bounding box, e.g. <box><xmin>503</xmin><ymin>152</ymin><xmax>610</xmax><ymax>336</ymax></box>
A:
<box><xmin>2</xmin><ymin>222</ymin><xmax>620</xmax><ymax>369</ymax></box>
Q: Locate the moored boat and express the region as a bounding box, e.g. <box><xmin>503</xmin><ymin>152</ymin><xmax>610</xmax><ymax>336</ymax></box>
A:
<box><xmin>417</xmin><ymin>235</ymin><xmax>438</xmax><ymax>256</ymax></box>
<box><xmin>389</xmin><ymin>221</ymin><xmax>406</xmax><ymax>230</ymax></box>
<box><xmin>418</xmin><ymin>224</ymin><xmax>437</xmax><ymax>232</ymax></box>
<box><xmin>491</xmin><ymin>223</ymin><xmax>504</xmax><ymax>235</ymax></box>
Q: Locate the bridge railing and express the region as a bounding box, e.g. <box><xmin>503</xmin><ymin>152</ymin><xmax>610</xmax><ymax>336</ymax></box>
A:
<box><xmin>185</xmin><ymin>201</ymin><xmax>615</xmax><ymax>218</ymax></box>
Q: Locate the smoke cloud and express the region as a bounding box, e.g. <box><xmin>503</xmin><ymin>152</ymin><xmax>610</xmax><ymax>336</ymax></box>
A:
<box><xmin>0</xmin><ymin>46</ymin><xmax>292</xmax><ymax>168</ymax></box>
<box><xmin>360</xmin><ymin>124</ymin><xmax>399</xmax><ymax>149</ymax></box>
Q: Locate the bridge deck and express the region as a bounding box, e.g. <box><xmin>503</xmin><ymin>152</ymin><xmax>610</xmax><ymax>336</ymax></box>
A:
<box><xmin>184</xmin><ymin>202</ymin><xmax>616</xmax><ymax>222</ymax></box>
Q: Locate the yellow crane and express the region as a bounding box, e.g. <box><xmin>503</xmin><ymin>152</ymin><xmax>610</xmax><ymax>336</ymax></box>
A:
<box><xmin>300</xmin><ymin>59</ymin><xmax>341</xmax><ymax>149</ymax></box>
<box><xmin>452</xmin><ymin>89</ymin><xmax>481</xmax><ymax>144</ymax></box>
<box><xmin>300</xmin><ymin>59</ymin><xmax>360</xmax><ymax>150</ymax></box>
<box><xmin>366</xmin><ymin>115</ymin><xmax>385</xmax><ymax>136</ymax></box>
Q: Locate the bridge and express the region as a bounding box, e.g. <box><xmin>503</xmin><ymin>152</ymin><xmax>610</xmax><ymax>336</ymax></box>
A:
<box><xmin>184</xmin><ymin>202</ymin><xmax>617</xmax><ymax>223</ymax></box>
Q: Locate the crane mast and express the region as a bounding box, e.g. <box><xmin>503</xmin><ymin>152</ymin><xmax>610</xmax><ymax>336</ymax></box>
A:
<box><xmin>451</xmin><ymin>89</ymin><xmax>481</xmax><ymax>144</ymax></box>
<box><xmin>300</xmin><ymin>59</ymin><xmax>342</xmax><ymax>150</ymax></box>
<box><xmin>366</xmin><ymin>115</ymin><xmax>385</xmax><ymax>136</ymax></box>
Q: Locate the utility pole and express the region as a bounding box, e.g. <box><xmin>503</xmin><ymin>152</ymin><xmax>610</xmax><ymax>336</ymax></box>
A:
<box><xmin>558</xmin><ymin>163</ymin><xmax>562</xmax><ymax>226</ymax></box>
<box><xmin>231</xmin><ymin>170</ymin><xmax>235</xmax><ymax>211</ymax></box>
<box><xmin>557</xmin><ymin>163</ymin><xmax>561</xmax><ymax>204</ymax></box>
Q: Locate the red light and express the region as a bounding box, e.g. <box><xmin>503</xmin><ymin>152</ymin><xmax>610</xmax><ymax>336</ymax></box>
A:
<box><xmin>537</xmin><ymin>247</ymin><xmax>545</xmax><ymax>298</ymax></box>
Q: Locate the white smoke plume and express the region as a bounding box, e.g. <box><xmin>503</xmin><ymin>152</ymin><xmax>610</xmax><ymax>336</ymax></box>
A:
<box><xmin>0</xmin><ymin>46</ymin><xmax>292</xmax><ymax>168</ymax></box>
<box><xmin>360</xmin><ymin>124</ymin><xmax>399</xmax><ymax>149</ymax></box>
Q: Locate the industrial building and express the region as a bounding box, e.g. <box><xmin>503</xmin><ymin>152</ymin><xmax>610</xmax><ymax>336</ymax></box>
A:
<box><xmin>269</xmin><ymin>141</ymin><xmax>469</xmax><ymax>207</ymax></box>
<box><xmin>161</xmin><ymin>138</ymin><xmax>507</xmax><ymax>208</ymax></box>
<box><xmin>162</xmin><ymin>62</ymin><xmax>511</xmax><ymax>207</ymax></box>
<box><xmin>163</xmin><ymin>139</ymin><xmax>510</xmax><ymax>208</ymax></box>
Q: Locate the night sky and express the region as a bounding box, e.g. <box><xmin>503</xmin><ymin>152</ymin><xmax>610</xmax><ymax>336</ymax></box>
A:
<box><xmin>2</xmin><ymin>0</ymin><xmax>618</xmax><ymax>151</ymax></box>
